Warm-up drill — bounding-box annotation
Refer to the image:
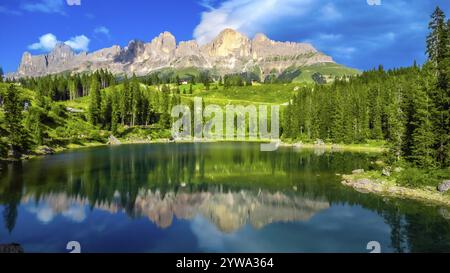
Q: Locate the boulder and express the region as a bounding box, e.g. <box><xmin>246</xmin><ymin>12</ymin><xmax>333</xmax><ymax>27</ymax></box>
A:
<box><xmin>0</xmin><ymin>243</ymin><xmax>24</xmax><ymax>253</ymax></box>
<box><xmin>382</xmin><ymin>167</ymin><xmax>391</xmax><ymax>177</ymax></box>
<box><xmin>437</xmin><ymin>180</ymin><xmax>450</xmax><ymax>193</ymax></box>
<box><xmin>439</xmin><ymin>208</ymin><xmax>450</xmax><ymax>220</ymax></box>
<box><xmin>352</xmin><ymin>169</ymin><xmax>365</xmax><ymax>174</ymax></box>
<box><xmin>107</xmin><ymin>135</ymin><xmax>121</xmax><ymax>145</ymax></box>
<box><xmin>38</xmin><ymin>145</ymin><xmax>55</xmax><ymax>155</ymax></box>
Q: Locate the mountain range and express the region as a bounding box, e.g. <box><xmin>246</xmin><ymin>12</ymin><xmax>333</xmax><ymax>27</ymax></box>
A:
<box><xmin>10</xmin><ymin>28</ymin><xmax>358</xmax><ymax>81</ymax></box>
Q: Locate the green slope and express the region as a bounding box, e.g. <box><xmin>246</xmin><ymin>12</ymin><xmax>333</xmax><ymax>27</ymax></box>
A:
<box><xmin>293</xmin><ymin>63</ymin><xmax>361</xmax><ymax>83</ymax></box>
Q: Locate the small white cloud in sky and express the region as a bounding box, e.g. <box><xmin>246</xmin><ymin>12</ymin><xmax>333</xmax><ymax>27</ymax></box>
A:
<box><xmin>321</xmin><ymin>3</ymin><xmax>342</xmax><ymax>20</ymax></box>
<box><xmin>65</xmin><ymin>35</ymin><xmax>90</xmax><ymax>51</ymax></box>
<box><xmin>333</xmin><ymin>46</ymin><xmax>357</xmax><ymax>59</ymax></box>
<box><xmin>21</xmin><ymin>0</ymin><xmax>65</xmax><ymax>14</ymax></box>
<box><xmin>0</xmin><ymin>6</ymin><xmax>22</xmax><ymax>15</ymax></box>
<box><xmin>29</xmin><ymin>33</ymin><xmax>59</xmax><ymax>51</ymax></box>
<box><xmin>94</xmin><ymin>26</ymin><xmax>111</xmax><ymax>38</ymax></box>
<box><xmin>318</xmin><ymin>33</ymin><xmax>342</xmax><ymax>41</ymax></box>
<box><xmin>29</xmin><ymin>33</ymin><xmax>90</xmax><ymax>52</ymax></box>
<box><xmin>66</xmin><ymin>0</ymin><xmax>81</xmax><ymax>6</ymax></box>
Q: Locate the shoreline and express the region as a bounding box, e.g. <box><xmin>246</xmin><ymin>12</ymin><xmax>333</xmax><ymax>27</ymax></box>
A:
<box><xmin>278</xmin><ymin>142</ymin><xmax>385</xmax><ymax>153</ymax></box>
<box><xmin>341</xmin><ymin>173</ymin><xmax>450</xmax><ymax>207</ymax></box>
<box><xmin>1</xmin><ymin>138</ymin><xmax>385</xmax><ymax>163</ymax></box>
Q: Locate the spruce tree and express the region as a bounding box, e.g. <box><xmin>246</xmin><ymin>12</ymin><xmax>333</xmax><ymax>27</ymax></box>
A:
<box><xmin>25</xmin><ymin>107</ymin><xmax>43</xmax><ymax>146</ymax></box>
<box><xmin>88</xmin><ymin>76</ymin><xmax>102</xmax><ymax>125</ymax></box>
<box><xmin>110</xmin><ymin>87</ymin><xmax>121</xmax><ymax>134</ymax></box>
<box><xmin>0</xmin><ymin>123</ymin><xmax>8</xmax><ymax>158</ymax></box>
<box><xmin>411</xmin><ymin>64</ymin><xmax>436</xmax><ymax>167</ymax></box>
<box><xmin>101</xmin><ymin>93</ymin><xmax>113</xmax><ymax>130</ymax></box>
<box><xmin>3</xmin><ymin>85</ymin><xmax>31</xmax><ymax>155</ymax></box>
<box><xmin>426</xmin><ymin>6</ymin><xmax>450</xmax><ymax>166</ymax></box>
<box><xmin>387</xmin><ymin>90</ymin><xmax>405</xmax><ymax>162</ymax></box>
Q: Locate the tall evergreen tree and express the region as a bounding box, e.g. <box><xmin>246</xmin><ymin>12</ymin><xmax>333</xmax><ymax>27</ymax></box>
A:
<box><xmin>3</xmin><ymin>85</ymin><xmax>31</xmax><ymax>155</ymax></box>
<box><xmin>0</xmin><ymin>66</ymin><xmax>4</xmax><ymax>83</ymax></box>
<box><xmin>110</xmin><ymin>87</ymin><xmax>121</xmax><ymax>134</ymax></box>
<box><xmin>426</xmin><ymin>6</ymin><xmax>450</xmax><ymax>166</ymax></box>
<box><xmin>88</xmin><ymin>76</ymin><xmax>102</xmax><ymax>125</ymax></box>
<box><xmin>25</xmin><ymin>107</ymin><xmax>44</xmax><ymax>146</ymax></box>
<box><xmin>410</xmin><ymin>64</ymin><xmax>436</xmax><ymax>167</ymax></box>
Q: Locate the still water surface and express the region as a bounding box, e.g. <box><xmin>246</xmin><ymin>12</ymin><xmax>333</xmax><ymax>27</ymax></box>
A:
<box><xmin>1</xmin><ymin>143</ymin><xmax>449</xmax><ymax>253</ymax></box>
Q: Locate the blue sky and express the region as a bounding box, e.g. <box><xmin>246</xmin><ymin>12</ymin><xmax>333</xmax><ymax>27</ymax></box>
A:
<box><xmin>0</xmin><ymin>0</ymin><xmax>449</xmax><ymax>73</ymax></box>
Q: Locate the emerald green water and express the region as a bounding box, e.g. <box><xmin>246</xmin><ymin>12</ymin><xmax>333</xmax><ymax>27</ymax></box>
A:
<box><xmin>1</xmin><ymin>143</ymin><xmax>450</xmax><ymax>253</ymax></box>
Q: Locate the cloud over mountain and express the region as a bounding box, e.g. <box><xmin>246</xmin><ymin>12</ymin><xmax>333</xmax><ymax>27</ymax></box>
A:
<box><xmin>193</xmin><ymin>0</ymin><xmax>448</xmax><ymax>69</ymax></box>
<box><xmin>28</xmin><ymin>33</ymin><xmax>90</xmax><ymax>52</ymax></box>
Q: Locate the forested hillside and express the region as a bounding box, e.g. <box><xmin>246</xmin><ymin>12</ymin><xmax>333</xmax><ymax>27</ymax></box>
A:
<box><xmin>285</xmin><ymin>6</ymin><xmax>449</xmax><ymax>171</ymax></box>
<box><xmin>0</xmin><ymin>7</ymin><xmax>449</xmax><ymax>179</ymax></box>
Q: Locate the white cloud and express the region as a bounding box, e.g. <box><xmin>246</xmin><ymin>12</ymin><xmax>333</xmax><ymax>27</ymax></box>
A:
<box><xmin>29</xmin><ymin>33</ymin><xmax>59</xmax><ymax>51</ymax></box>
<box><xmin>318</xmin><ymin>33</ymin><xmax>342</xmax><ymax>41</ymax></box>
<box><xmin>66</xmin><ymin>0</ymin><xmax>81</xmax><ymax>6</ymax></box>
<box><xmin>27</xmin><ymin>204</ymin><xmax>86</xmax><ymax>223</ymax></box>
<box><xmin>385</xmin><ymin>32</ymin><xmax>396</xmax><ymax>41</ymax></box>
<box><xmin>62</xmin><ymin>206</ymin><xmax>86</xmax><ymax>222</ymax></box>
<box><xmin>64</xmin><ymin>35</ymin><xmax>90</xmax><ymax>51</ymax></box>
<box><xmin>199</xmin><ymin>0</ymin><xmax>217</xmax><ymax>10</ymax></box>
<box><xmin>320</xmin><ymin>3</ymin><xmax>342</xmax><ymax>20</ymax></box>
<box><xmin>94</xmin><ymin>26</ymin><xmax>111</xmax><ymax>37</ymax></box>
<box><xmin>27</xmin><ymin>206</ymin><xmax>55</xmax><ymax>224</ymax></box>
<box><xmin>333</xmin><ymin>46</ymin><xmax>357</xmax><ymax>59</ymax></box>
<box><xmin>28</xmin><ymin>33</ymin><xmax>90</xmax><ymax>52</ymax></box>
<box><xmin>193</xmin><ymin>0</ymin><xmax>314</xmax><ymax>45</ymax></box>
<box><xmin>21</xmin><ymin>0</ymin><xmax>65</xmax><ymax>14</ymax></box>
<box><xmin>0</xmin><ymin>6</ymin><xmax>22</xmax><ymax>15</ymax></box>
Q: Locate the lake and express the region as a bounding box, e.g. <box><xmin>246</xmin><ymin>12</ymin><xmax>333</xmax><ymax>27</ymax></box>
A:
<box><xmin>1</xmin><ymin>142</ymin><xmax>449</xmax><ymax>253</ymax></box>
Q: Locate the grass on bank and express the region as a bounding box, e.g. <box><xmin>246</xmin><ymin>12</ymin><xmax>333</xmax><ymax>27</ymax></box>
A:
<box><xmin>342</xmin><ymin>164</ymin><xmax>450</xmax><ymax>206</ymax></box>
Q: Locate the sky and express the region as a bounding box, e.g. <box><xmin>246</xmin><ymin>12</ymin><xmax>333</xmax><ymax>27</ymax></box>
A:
<box><xmin>0</xmin><ymin>0</ymin><xmax>449</xmax><ymax>73</ymax></box>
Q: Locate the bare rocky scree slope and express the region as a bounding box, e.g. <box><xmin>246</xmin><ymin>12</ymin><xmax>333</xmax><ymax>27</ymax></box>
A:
<box><xmin>12</xmin><ymin>28</ymin><xmax>335</xmax><ymax>78</ymax></box>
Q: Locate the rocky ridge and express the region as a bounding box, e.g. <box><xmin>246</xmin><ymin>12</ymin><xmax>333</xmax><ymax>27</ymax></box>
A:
<box><xmin>12</xmin><ymin>29</ymin><xmax>335</xmax><ymax>78</ymax></box>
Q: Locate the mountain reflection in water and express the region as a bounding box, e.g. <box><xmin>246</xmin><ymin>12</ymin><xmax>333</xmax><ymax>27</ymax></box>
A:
<box><xmin>1</xmin><ymin>143</ymin><xmax>450</xmax><ymax>253</ymax></box>
<box><xmin>22</xmin><ymin>190</ymin><xmax>329</xmax><ymax>232</ymax></box>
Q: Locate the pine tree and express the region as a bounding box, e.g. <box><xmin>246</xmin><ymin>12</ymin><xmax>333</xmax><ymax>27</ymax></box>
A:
<box><xmin>426</xmin><ymin>6</ymin><xmax>450</xmax><ymax>166</ymax></box>
<box><xmin>88</xmin><ymin>76</ymin><xmax>102</xmax><ymax>125</ymax></box>
<box><xmin>68</xmin><ymin>78</ymin><xmax>77</xmax><ymax>100</ymax></box>
<box><xmin>120</xmin><ymin>75</ymin><xmax>130</xmax><ymax>125</ymax></box>
<box><xmin>25</xmin><ymin>107</ymin><xmax>44</xmax><ymax>146</ymax></box>
<box><xmin>283</xmin><ymin>103</ymin><xmax>292</xmax><ymax>139</ymax></box>
<box><xmin>0</xmin><ymin>67</ymin><xmax>4</xmax><ymax>83</ymax></box>
<box><xmin>101</xmin><ymin>93</ymin><xmax>113</xmax><ymax>130</ymax></box>
<box><xmin>411</xmin><ymin>64</ymin><xmax>436</xmax><ymax>167</ymax></box>
<box><xmin>110</xmin><ymin>87</ymin><xmax>121</xmax><ymax>134</ymax></box>
<box><xmin>159</xmin><ymin>87</ymin><xmax>170</xmax><ymax>128</ymax></box>
<box><xmin>131</xmin><ymin>74</ymin><xmax>141</xmax><ymax>126</ymax></box>
<box><xmin>0</xmin><ymin>123</ymin><xmax>8</xmax><ymax>158</ymax></box>
<box><xmin>3</xmin><ymin>85</ymin><xmax>31</xmax><ymax>155</ymax></box>
<box><xmin>387</xmin><ymin>88</ymin><xmax>405</xmax><ymax>162</ymax></box>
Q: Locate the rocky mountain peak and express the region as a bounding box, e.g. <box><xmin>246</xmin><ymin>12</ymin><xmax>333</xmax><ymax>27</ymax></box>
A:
<box><xmin>253</xmin><ymin>33</ymin><xmax>270</xmax><ymax>43</ymax></box>
<box><xmin>52</xmin><ymin>43</ymin><xmax>74</xmax><ymax>53</ymax></box>
<box><xmin>205</xmin><ymin>28</ymin><xmax>251</xmax><ymax>58</ymax></box>
<box><xmin>11</xmin><ymin>28</ymin><xmax>338</xmax><ymax>78</ymax></box>
<box><xmin>150</xmin><ymin>31</ymin><xmax>176</xmax><ymax>54</ymax></box>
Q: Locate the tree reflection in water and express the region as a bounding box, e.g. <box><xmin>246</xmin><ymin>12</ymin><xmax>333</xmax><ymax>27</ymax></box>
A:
<box><xmin>1</xmin><ymin>143</ymin><xmax>450</xmax><ymax>252</ymax></box>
